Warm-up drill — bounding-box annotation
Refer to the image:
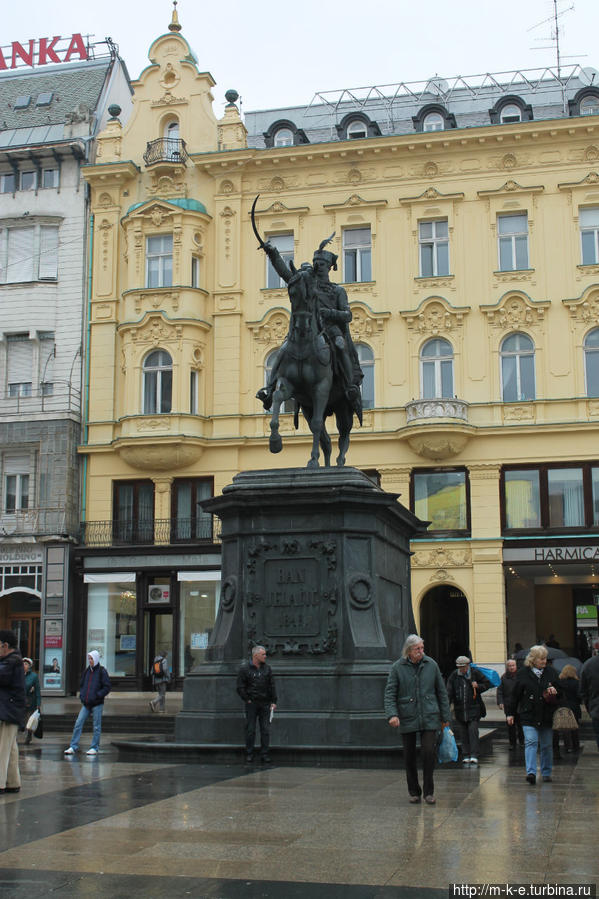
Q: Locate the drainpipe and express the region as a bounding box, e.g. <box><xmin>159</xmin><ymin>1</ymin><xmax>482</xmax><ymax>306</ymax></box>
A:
<box><xmin>81</xmin><ymin>212</ymin><xmax>94</xmax><ymax>524</ymax></box>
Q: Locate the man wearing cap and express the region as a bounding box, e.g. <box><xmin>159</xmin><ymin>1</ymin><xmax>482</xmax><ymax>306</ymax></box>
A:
<box><xmin>256</xmin><ymin>238</ymin><xmax>363</xmax><ymax>418</ymax></box>
<box><xmin>64</xmin><ymin>651</ymin><xmax>111</xmax><ymax>757</ymax></box>
<box><xmin>447</xmin><ymin>656</ymin><xmax>491</xmax><ymax>766</ymax></box>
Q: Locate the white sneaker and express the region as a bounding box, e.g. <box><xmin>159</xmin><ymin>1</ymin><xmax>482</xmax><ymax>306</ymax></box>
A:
<box><xmin>64</xmin><ymin>747</ymin><xmax>76</xmax><ymax>755</ymax></box>
<box><xmin>462</xmin><ymin>757</ymin><xmax>471</xmax><ymax>764</ymax></box>
<box><xmin>470</xmin><ymin>757</ymin><xmax>478</xmax><ymax>766</ymax></box>
<box><xmin>86</xmin><ymin>748</ymin><xmax>98</xmax><ymax>756</ymax></box>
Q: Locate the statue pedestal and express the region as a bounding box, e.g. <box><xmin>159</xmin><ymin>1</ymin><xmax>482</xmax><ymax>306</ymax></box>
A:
<box><xmin>175</xmin><ymin>467</ymin><xmax>426</xmax><ymax>749</ymax></box>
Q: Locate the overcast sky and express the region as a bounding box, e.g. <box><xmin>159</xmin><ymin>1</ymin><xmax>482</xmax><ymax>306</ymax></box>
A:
<box><xmin>2</xmin><ymin>0</ymin><xmax>599</xmax><ymax>113</ymax></box>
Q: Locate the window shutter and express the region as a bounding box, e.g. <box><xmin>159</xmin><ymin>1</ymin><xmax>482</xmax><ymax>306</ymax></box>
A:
<box><xmin>7</xmin><ymin>228</ymin><xmax>34</xmax><ymax>282</ymax></box>
<box><xmin>39</xmin><ymin>226</ymin><xmax>58</xmax><ymax>279</ymax></box>
<box><xmin>7</xmin><ymin>335</ymin><xmax>33</xmax><ymax>384</ymax></box>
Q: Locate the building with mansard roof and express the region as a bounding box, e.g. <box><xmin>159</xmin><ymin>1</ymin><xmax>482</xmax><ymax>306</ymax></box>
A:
<box><xmin>0</xmin><ymin>37</ymin><xmax>132</xmax><ymax>692</ymax></box>
<box><xmin>78</xmin><ymin>6</ymin><xmax>599</xmax><ymax>690</ymax></box>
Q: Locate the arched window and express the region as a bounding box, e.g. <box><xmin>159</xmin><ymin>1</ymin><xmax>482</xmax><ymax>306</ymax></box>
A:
<box><xmin>273</xmin><ymin>128</ymin><xmax>293</xmax><ymax>147</ymax></box>
<box><xmin>500</xmin><ymin>333</ymin><xmax>535</xmax><ymax>402</ymax></box>
<box><xmin>347</xmin><ymin>119</ymin><xmax>368</xmax><ymax>139</ymax></box>
<box><xmin>356</xmin><ymin>344</ymin><xmax>374</xmax><ymax>409</ymax></box>
<box><xmin>584</xmin><ymin>328</ymin><xmax>599</xmax><ymax>397</ymax></box>
<box><xmin>500</xmin><ymin>103</ymin><xmax>522</xmax><ymax>123</ymax></box>
<box><xmin>423</xmin><ymin>112</ymin><xmax>444</xmax><ymax>132</ymax></box>
<box><xmin>143</xmin><ymin>350</ymin><xmax>172</xmax><ymax>414</ymax></box>
<box><xmin>265</xmin><ymin>349</ymin><xmax>293</xmax><ymax>413</ymax></box>
<box><xmin>164</xmin><ymin>119</ymin><xmax>181</xmax><ymax>161</ymax></box>
<box><xmin>420</xmin><ymin>338</ymin><xmax>453</xmax><ymax>399</ymax></box>
<box><xmin>581</xmin><ymin>95</ymin><xmax>599</xmax><ymax>116</ymax></box>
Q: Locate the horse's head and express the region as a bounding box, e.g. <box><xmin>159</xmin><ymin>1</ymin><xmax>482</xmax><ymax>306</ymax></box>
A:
<box><xmin>288</xmin><ymin>265</ymin><xmax>319</xmax><ymax>338</ymax></box>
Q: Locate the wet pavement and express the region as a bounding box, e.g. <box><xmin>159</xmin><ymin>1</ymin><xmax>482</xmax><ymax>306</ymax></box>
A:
<box><xmin>1</xmin><ymin>722</ymin><xmax>598</xmax><ymax>898</ymax></box>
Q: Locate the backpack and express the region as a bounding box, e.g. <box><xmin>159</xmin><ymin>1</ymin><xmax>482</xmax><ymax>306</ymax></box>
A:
<box><xmin>152</xmin><ymin>659</ymin><xmax>163</xmax><ymax>677</ymax></box>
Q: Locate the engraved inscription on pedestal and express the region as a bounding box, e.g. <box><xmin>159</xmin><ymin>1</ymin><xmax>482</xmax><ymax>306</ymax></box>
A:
<box><xmin>264</xmin><ymin>559</ymin><xmax>320</xmax><ymax>637</ymax></box>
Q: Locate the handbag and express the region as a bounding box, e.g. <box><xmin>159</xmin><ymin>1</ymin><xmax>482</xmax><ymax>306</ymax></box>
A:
<box><xmin>33</xmin><ymin>714</ymin><xmax>44</xmax><ymax>739</ymax></box>
<box><xmin>552</xmin><ymin>706</ymin><xmax>578</xmax><ymax>731</ymax></box>
<box><xmin>26</xmin><ymin>709</ymin><xmax>40</xmax><ymax>733</ymax></box>
<box><xmin>542</xmin><ymin>688</ymin><xmax>559</xmax><ymax>705</ymax></box>
<box><xmin>437</xmin><ymin>726</ymin><xmax>458</xmax><ymax>764</ymax></box>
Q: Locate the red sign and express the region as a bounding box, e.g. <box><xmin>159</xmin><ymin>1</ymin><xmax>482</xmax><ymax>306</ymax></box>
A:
<box><xmin>44</xmin><ymin>635</ymin><xmax>63</xmax><ymax>649</ymax></box>
<box><xmin>0</xmin><ymin>34</ymin><xmax>88</xmax><ymax>70</ymax></box>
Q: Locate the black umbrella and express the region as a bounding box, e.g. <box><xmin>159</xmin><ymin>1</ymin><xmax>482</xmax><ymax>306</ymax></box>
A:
<box><xmin>513</xmin><ymin>646</ymin><xmax>570</xmax><ymax>663</ymax></box>
<box><xmin>550</xmin><ymin>656</ymin><xmax>582</xmax><ymax>675</ymax></box>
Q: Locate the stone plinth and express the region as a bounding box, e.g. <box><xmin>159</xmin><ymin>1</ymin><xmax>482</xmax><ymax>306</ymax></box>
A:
<box><xmin>175</xmin><ymin>467</ymin><xmax>426</xmax><ymax>748</ymax></box>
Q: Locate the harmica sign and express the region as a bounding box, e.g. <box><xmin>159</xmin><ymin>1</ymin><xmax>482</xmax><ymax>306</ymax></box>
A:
<box><xmin>504</xmin><ymin>545</ymin><xmax>599</xmax><ymax>562</ymax></box>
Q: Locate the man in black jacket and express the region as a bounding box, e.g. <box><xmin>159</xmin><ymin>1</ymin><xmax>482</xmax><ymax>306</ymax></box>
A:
<box><xmin>497</xmin><ymin>659</ymin><xmax>524</xmax><ymax>749</ymax></box>
<box><xmin>64</xmin><ymin>650</ymin><xmax>111</xmax><ymax>757</ymax></box>
<box><xmin>0</xmin><ymin>629</ymin><xmax>26</xmax><ymax>794</ymax></box>
<box><xmin>237</xmin><ymin>645</ymin><xmax>277</xmax><ymax>763</ymax></box>
<box><xmin>581</xmin><ymin>653</ymin><xmax>599</xmax><ymax>750</ymax></box>
<box><xmin>447</xmin><ymin>656</ymin><xmax>491</xmax><ymax>766</ymax></box>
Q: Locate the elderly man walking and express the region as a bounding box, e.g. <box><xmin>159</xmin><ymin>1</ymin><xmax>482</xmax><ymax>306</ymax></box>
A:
<box><xmin>384</xmin><ymin>634</ymin><xmax>451</xmax><ymax>805</ymax></box>
<box><xmin>0</xmin><ymin>629</ymin><xmax>26</xmax><ymax>794</ymax></box>
<box><xmin>447</xmin><ymin>655</ymin><xmax>491</xmax><ymax>766</ymax></box>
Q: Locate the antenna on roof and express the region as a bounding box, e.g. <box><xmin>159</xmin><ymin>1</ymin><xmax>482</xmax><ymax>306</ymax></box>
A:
<box><xmin>527</xmin><ymin>0</ymin><xmax>577</xmax><ymax>80</ymax></box>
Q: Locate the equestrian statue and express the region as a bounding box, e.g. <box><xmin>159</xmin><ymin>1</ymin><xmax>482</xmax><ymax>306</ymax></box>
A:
<box><xmin>252</xmin><ymin>196</ymin><xmax>364</xmax><ymax>468</ymax></box>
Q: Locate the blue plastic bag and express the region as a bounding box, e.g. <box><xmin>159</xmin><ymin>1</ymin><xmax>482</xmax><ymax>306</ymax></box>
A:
<box><xmin>437</xmin><ymin>726</ymin><xmax>458</xmax><ymax>764</ymax></box>
<box><xmin>472</xmin><ymin>665</ymin><xmax>500</xmax><ymax>687</ymax></box>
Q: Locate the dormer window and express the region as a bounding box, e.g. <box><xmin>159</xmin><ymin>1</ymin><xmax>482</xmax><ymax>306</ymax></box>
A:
<box><xmin>581</xmin><ymin>95</ymin><xmax>599</xmax><ymax>116</ymax></box>
<box><xmin>274</xmin><ymin>128</ymin><xmax>293</xmax><ymax>147</ymax></box>
<box><xmin>568</xmin><ymin>88</ymin><xmax>599</xmax><ymax>118</ymax></box>
<box><xmin>423</xmin><ymin>112</ymin><xmax>444</xmax><ymax>132</ymax></box>
<box><xmin>489</xmin><ymin>96</ymin><xmax>533</xmax><ymax>125</ymax></box>
<box><xmin>347</xmin><ymin>120</ymin><xmax>368</xmax><ymax>139</ymax></box>
<box><xmin>412</xmin><ymin>104</ymin><xmax>456</xmax><ymax>133</ymax></box>
<box><xmin>500</xmin><ymin>104</ymin><xmax>522</xmax><ymax>123</ymax></box>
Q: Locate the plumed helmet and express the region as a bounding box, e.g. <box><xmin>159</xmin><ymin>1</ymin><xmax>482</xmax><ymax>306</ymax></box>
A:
<box><xmin>313</xmin><ymin>231</ymin><xmax>337</xmax><ymax>270</ymax></box>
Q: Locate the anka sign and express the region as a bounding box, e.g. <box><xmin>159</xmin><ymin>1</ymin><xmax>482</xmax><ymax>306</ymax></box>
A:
<box><xmin>0</xmin><ymin>34</ymin><xmax>88</xmax><ymax>70</ymax></box>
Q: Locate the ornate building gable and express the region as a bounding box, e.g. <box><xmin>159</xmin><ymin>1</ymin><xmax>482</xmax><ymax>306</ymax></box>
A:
<box><xmin>118</xmin><ymin>310</ymin><xmax>211</xmax><ymax>350</ymax></box>
<box><xmin>247</xmin><ymin>308</ymin><xmax>290</xmax><ymax>346</ymax></box>
<box><xmin>322</xmin><ymin>194</ymin><xmax>388</xmax><ymax>262</ymax></box>
<box><xmin>348</xmin><ymin>302</ymin><xmax>390</xmax><ymax>347</ymax></box>
<box><xmin>400</xmin><ymin>296</ymin><xmax>470</xmax><ymax>337</ymax></box>
<box><xmin>563</xmin><ymin>283</ymin><xmax>599</xmax><ymax>332</ymax></box>
<box><xmin>480</xmin><ymin>290</ymin><xmax>550</xmax><ymax>333</ymax></box>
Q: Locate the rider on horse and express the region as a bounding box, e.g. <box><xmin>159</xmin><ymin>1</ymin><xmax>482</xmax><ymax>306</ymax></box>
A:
<box><xmin>256</xmin><ymin>237</ymin><xmax>363</xmax><ymax>421</ymax></box>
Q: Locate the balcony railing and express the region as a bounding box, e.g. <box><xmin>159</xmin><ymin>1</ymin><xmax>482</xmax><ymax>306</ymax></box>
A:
<box><xmin>0</xmin><ymin>508</ymin><xmax>79</xmax><ymax>538</ymax></box>
<box><xmin>0</xmin><ymin>384</ymin><xmax>82</xmax><ymax>417</ymax></box>
<box><xmin>79</xmin><ymin>516</ymin><xmax>221</xmax><ymax>547</ymax></box>
<box><xmin>405</xmin><ymin>398</ymin><xmax>469</xmax><ymax>422</ymax></box>
<box><xmin>143</xmin><ymin>138</ymin><xmax>189</xmax><ymax>167</ymax></box>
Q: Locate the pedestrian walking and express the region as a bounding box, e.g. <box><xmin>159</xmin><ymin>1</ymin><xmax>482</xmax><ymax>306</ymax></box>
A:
<box><xmin>23</xmin><ymin>658</ymin><xmax>41</xmax><ymax>744</ymax></box>
<box><xmin>64</xmin><ymin>651</ymin><xmax>111</xmax><ymax>756</ymax></box>
<box><xmin>0</xmin><ymin>629</ymin><xmax>26</xmax><ymax>794</ymax></box>
<box><xmin>552</xmin><ymin>664</ymin><xmax>581</xmax><ymax>757</ymax></box>
<box><xmin>149</xmin><ymin>651</ymin><xmax>170</xmax><ymax>712</ymax></box>
<box><xmin>384</xmin><ymin>634</ymin><xmax>451</xmax><ymax>805</ymax></box>
<box><xmin>497</xmin><ymin>659</ymin><xmax>524</xmax><ymax>749</ymax></box>
<box><xmin>447</xmin><ymin>656</ymin><xmax>491</xmax><ymax>766</ymax></box>
<box><xmin>506</xmin><ymin>644</ymin><xmax>561</xmax><ymax>784</ymax></box>
<box><xmin>580</xmin><ymin>653</ymin><xmax>599</xmax><ymax>750</ymax></box>
<box><xmin>236</xmin><ymin>645</ymin><xmax>277</xmax><ymax>763</ymax></box>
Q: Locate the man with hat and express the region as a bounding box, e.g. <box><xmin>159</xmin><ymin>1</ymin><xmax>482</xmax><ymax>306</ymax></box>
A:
<box><xmin>256</xmin><ymin>236</ymin><xmax>363</xmax><ymax>418</ymax></box>
<box><xmin>446</xmin><ymin>655</ymin><xmax>491</xmax><ymax>766</ymax></box>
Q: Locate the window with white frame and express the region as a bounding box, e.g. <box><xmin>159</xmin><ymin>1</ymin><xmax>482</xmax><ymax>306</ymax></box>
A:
<box><xmin>420</xmin><ymin>337</ymin><xmax>454</xmax><ymax>399</ymax></box>
<box><xmin>265</xmin><ymin>349</ymin><xmax>293</xmax><ymax>412</ymax></box>
<box><xmin>419</xmin><ymin>219</ymin><xmax>449</xmax><ymax>276</ymax></box>
<box><xmin>3</xmin><ymin>455</ymin><xmax>31</xmax><ymax>513</ymax></box>
<box><xmin>0</xmin><ymin>224</ymin><xmax>59</xmax><ymax>283</ymax></box>
<box><xmin>500</xmin><ymin>104</ymin><xmax>522</xmax><ymax>123</ymax></box>
<box><xmin>347</xmin><ymin>120</ymin><xmax>367</xmax><ymax>139</ymax></box>
<box><xmin>500</xmin><ymin>332</ymin><xmax>535</xmax><ymax>402</ymax></box>
<box><xmin>498</xmin><ymin>213</ymin><xmax>529</xmax><ymax>271</ymax></box>
<box><xmin>146</xmin><ymin>235</ymin><xmax>173</xmax><ymax>288</ymax></box>
<box><xmin>580</xmin><ymin>207</ymin><xmax>599</xmax><ymax>265</ymax></box>
<box><xmin>274</xmin><ymin>128</ymin><xmax>293</xmax><ymax>147</ymax></box>
<box><xmin>42</xmin><ymin>168</ymin><xmax>59</xmax><ymax>189</ymax></box>
<box><xmin>20</xmin><ymin>171</ymin><xmax>36</xmax><ymax>191</ymax></box>
<box><xmin>1</xmin><ymin>173</ymin><xmax>16</xmax><ymax>193</ymax></box>
<box><xmin>581</xmin><ymin>95</ymin><xmax>599</xmax><ymax>116</ymax></box>
<box><xmin>356</xmin><ymin>344</ymin><xmax>374</xmax><ymax>409</ymax></box>
<box><xmin>266</xmin><ymin>233</ymin><xmax>293</xmax><ymax>288</ymax></box>
<box><xmin>190</xmin><ymin>369</ymin><xmax>199</xmax><ymax>414</ymax></box>
<box><xmin>343</xmin><ymin>227</ymin><xmax>371</xmax><ymax>282</ymax></box>
<box><xmin>191</xmin><ymin>255</ymin><xmax>200</xmax><ymax>288</ymax></box>
<box><xmin>423</xmin><ymin>112</ymin><xmax>444</xmax><ymax>132</ymax></box>
<box><xmin>584</xmin><ymin>328</ymin><xmax>599</xmax><ymax>397</ymax></box>
<box><xmin>6</xmin><ymin>335</ymin><xmax>32</xmax><ymax>397</ymax></box>
<box><xmin>142</xmin><ymin>350</ymin><xmax>172</xmax><ymax>414</ymax></box>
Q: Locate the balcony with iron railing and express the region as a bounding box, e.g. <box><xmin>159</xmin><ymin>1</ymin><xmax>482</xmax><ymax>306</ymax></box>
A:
<box><xmin>79</xmin><ymin>516</ymin><xmax>221</xmax><ymax>547</ymax></box>
<box><xmin>0</xmin><ymin>508</ymin><xmax>80</xmax><ymax>538</ymax></box>
<box><xmin>143</xmin><ymin>138</ymin><xmax>189</xmax><ymax>167</ymax></box>
<box><xmin>0</xmin><ymin>383</ymin><xmax>82</xmax><ymax>417</ymax></box>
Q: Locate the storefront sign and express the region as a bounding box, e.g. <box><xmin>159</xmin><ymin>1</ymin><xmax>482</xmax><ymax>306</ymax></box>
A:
<box><xmin>0</xmin><ymin>34</ymin><xmax>88</xmax><ymax>70</ymax></box>
<box><xmin>44</xmin><ymin>635</ymin><xmax>62</xmax><ymax>648</ymax></box>
<box><xmin>576</xmin><ymin>605</ymin><xmax>598</xmax><ymax>627</ymax></box>
<box><xmin>504</xmin><ymin>545</ymin><xmax>599</xmax><ymax>562</ymax></box>
<box><xmin>0</xmin><ymin>546</ymin><xmax>43</xmax><ymax>563</ymax></box>
<box><xmin>45</xmin><ymin>619</ymin><xmax>62</xmax><ymax>637</ymax></box>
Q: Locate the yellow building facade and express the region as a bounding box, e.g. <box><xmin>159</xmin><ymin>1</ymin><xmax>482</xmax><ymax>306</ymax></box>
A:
<box><xmin>78</xmin><ymin>16</ymin><xmax>599</xmax><ymax>686</ymax></box>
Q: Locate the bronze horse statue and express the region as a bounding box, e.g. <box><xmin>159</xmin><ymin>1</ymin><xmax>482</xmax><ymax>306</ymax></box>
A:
<box><xmin>252</xmin><ymin>197</ymin><xmax>362</xmax><ymax>468</ymax></box>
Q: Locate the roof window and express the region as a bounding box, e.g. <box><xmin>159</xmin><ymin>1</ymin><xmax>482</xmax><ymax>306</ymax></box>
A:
<box><xmin>36</xmin><ymin>92</ymin><xmax>53</xmax><ymax>107</ymax></box>
<box><xmin>14</xmin><ymin>95</ymin><xmax>31</xmax><ymax>110</ymax></box>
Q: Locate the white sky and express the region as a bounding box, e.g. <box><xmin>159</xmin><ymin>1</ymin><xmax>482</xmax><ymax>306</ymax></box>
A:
<box><xmin>2</xmin><ymin>0</ymin><xmax>599</xmax><ymax>113</ymax></box>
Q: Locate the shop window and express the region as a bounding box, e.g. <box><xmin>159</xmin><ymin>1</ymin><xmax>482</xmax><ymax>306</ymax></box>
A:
<box><xmin>502</xmin><ymin>464</ymin><xmax>599</xmax><ymax>532</ymax></box>
<box><xmin>343</xmin><ymin>227</ymin><xmax>371</xmax><ymax>282</ymax></box>
<box><xmin>356</xmin><ymin>343</ymin><xmax>374</xmax><ymax>409</ymax></box>
<box><xmin>265</xmin><ymin>233</ymin><xmax>293</xmax><ymax>288</ymax></box>
<box><xmin>142</xmin><ymin>349</ymin><xmax>172</xmax><ymax>414</ymax></box>
<box><xmin>580</xmin><ymin>207</ymin><xmax>599</xmax><ymax>265</ymax></box>
<box><xmin>171</xmin><ymin>478</ymin><xmax>213</xmax><ymax>541</ymax></box>
<box><xmin>412</xmin><ymin>468</ymin><xmax>469</xmax><ymax>533</ymax></box>
<box><xmin>86</xmin><ymin>577</ymin><xmax>137</xmax><ymax>676</ymax></box>
<box><xmin>500</xmin><ymin>332</ymin><xmax>535</xmax><ymax>402</ymax></box>
<box><xmin>419</xmin><ymin>219</ymin><xmax>449</xmax><ymax>276</ymax></box>
<box><xmin>179</xmin><ymin>574</ymin><xmax>220</xmax><ymax>672</ymax></box>
<box><xmin>498</xmin><ymin>213</ymin><xmax>529</xmax><ymax>271</ymax></box>
<box><xmin>420</xmin><ymin>337</ymin><xmax>454</xmax><ymax>399</ymax></box>
<box><xmin>113</xmin><ymin>481</ymin><xmax>154</xmax><ymax>544</ymax></box>
<box><xmin>145</xmin><ymin>234</ymin><xmax>173</xmax><ymax>288</ymax></box>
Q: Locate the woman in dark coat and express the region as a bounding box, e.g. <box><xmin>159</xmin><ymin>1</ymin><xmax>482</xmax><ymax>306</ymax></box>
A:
<box><xmin>23</xmin><ymin>658</ymin><xmax>41</xmax><ymax>744</ymax></box>
<box><xmin>553</xmin><ymin>664</ymin><xmax>581</xmax><ymax>756</ymax></box>
<box><xmin>507</xmin><ymin>644</ymin><xmax>561</xmax><ymax>785</ymax></box>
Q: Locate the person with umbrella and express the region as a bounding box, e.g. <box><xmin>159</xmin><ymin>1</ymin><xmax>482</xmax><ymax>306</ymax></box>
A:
<box><xmin>506</xmin><ymin>644</ymin><xmax>562</xmax><ymax>784</ymax></box>
<box><xmin>552</xmin><ymin>664</ymin><xmax>581</xmax><ymax>756</ymax></box>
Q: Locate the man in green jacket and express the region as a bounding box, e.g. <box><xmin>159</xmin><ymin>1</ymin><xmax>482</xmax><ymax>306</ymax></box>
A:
<box><xmin>384</xmin><ymin>634</ymin><xmax>451</xmax><ymax>805</ymax></box>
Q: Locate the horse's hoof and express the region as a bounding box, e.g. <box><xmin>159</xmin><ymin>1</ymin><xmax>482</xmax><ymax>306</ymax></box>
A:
<box><xmin>307</xmin><ymin>458</ymin><xmax>320</xmax><ymax>468</ymax></box>
<box><xmin>336</xmin><ymin>458</ymin><xmax>346</xmax><ymax>467</ymax></box>
<box><xmin>269</xmin><ymin>434</ymin><xmax>283</xmax><ymax>453</ymax></box>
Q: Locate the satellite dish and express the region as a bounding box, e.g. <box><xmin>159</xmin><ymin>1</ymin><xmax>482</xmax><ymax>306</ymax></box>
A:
<box><xmin>426</xmin><ymin>76</ymin><xmax>449</xmax><ymax>96</ymax></box>
<box><xmin>580</xmin><ymin>67</ymin><xmax>599</xmax><ymax>86</ymax></box>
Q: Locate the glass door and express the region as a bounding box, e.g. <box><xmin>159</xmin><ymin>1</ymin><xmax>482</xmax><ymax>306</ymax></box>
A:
<box><xmin>144</xmin><ymin>612</ymin><xmax>173</xmax><ymax>681</ymax></box>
